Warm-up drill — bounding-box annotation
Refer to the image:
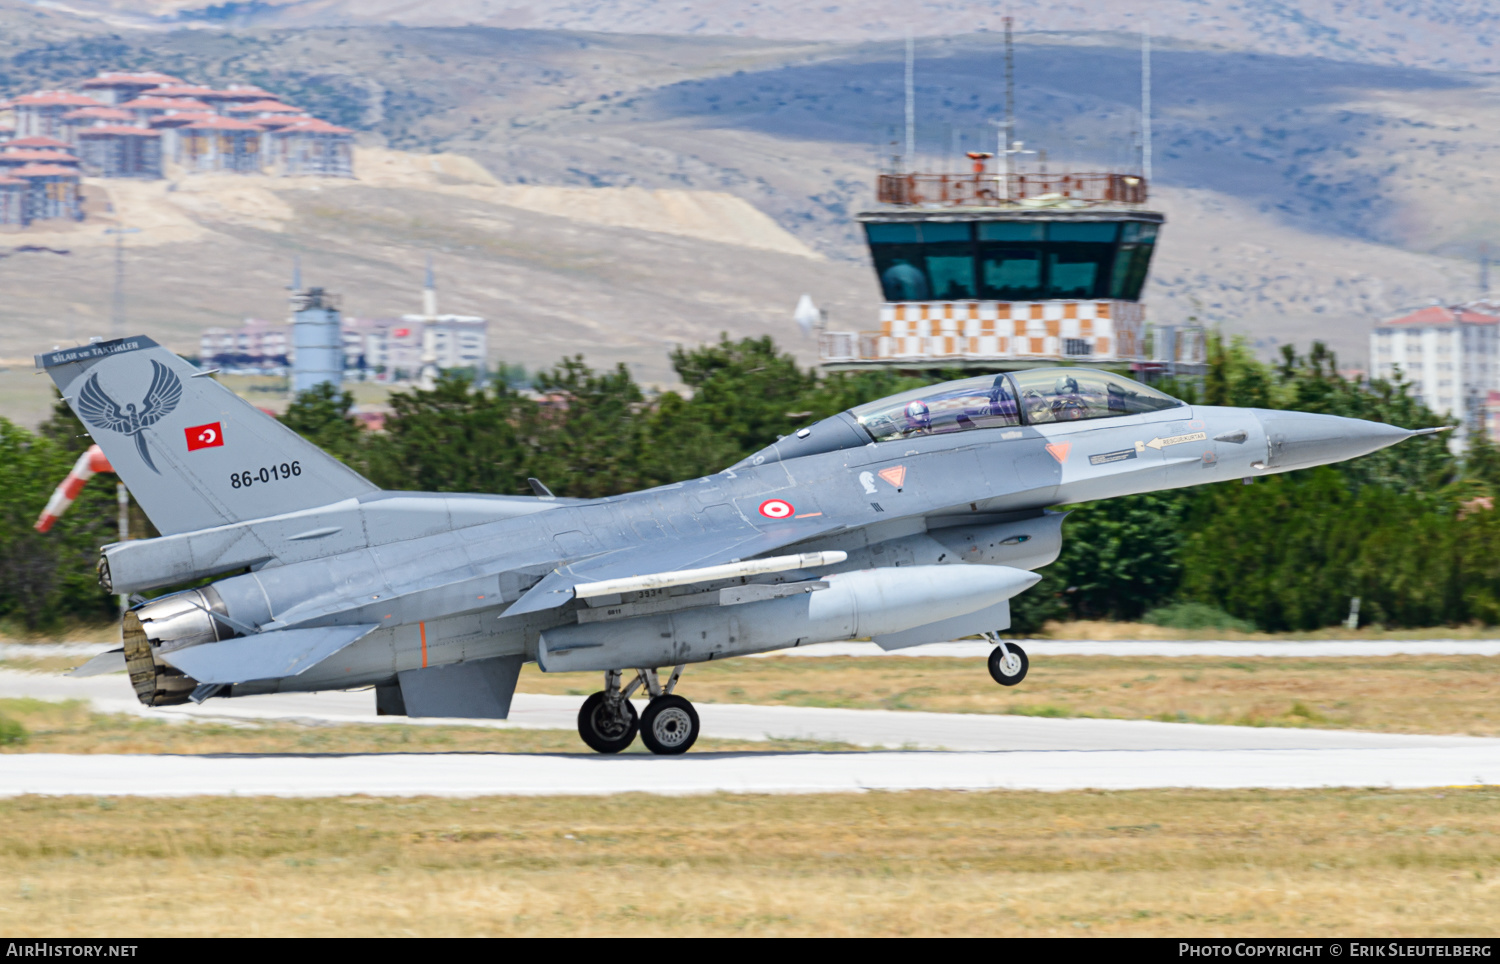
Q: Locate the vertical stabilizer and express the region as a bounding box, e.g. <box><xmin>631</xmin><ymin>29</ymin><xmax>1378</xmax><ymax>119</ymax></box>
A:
<box><xmin>37</xmin><ymin>336</ymin><xmax>378</xmax><ymax>535</ymax></box>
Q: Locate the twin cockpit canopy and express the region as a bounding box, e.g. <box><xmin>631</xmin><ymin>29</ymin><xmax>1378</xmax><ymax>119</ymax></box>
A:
<box><xmin>736</xmin><ymin>368</ymin><xmax>1184</xmax><ymax>468</ymax></box>
<box><xmin>850</xmin><ymin>368</ymin><xmax>1183</xmax><ymax>443</ymax></box>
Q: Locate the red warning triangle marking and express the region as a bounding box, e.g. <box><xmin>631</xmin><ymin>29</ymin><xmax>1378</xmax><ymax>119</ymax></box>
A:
<box><xmin>877</xmin><ymin>465</ymin><xmax>907</xmax><ymax>488</ymax></box>
<box><xmin>1045</xmin><ymin>442</ymin><xmax>1072</xmax><ymax>463</ymax></box>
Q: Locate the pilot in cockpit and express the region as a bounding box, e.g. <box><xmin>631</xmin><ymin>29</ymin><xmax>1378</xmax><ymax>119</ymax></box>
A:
<box><xmin>903</xmin><ymin>399</ymin><xmax>932</xmax><ymax>435</ymax></box>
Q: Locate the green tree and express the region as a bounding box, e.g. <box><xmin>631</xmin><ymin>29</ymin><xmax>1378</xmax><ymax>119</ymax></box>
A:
<box><xmin>361</xmin><ymin>372</ymin><xmax>535</xmax><ymax>495</ymax></box>
<box><xmin>280</xmin><ymin>382</ymin><xmax>364</xmax><ymax>465</ymax></box>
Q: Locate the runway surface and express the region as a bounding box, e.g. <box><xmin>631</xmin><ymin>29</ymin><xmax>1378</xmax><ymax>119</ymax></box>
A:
<box><xmin>2</xmin><ymin>669</ymin><xmax>1498</xmax><ymax>796</ymax></box>
<box><xmin>4</xmin><ymin>747</ymin><xmax>1496</xmax><ymax>798</ymax></box>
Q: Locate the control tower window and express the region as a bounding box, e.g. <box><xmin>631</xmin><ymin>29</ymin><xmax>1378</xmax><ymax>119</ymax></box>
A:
<box><xmin>865</xmin><ymin>220</ymin><xmax>1158</xmax><ymax>304</ymax></box>
<box><xmin>867</xmin><ymin>223</ymin><xmax>931</xmax><ymax>301</ymax></box>
<box><xmin>1108</xmin><ymin>222</ymin><xmax>1158</xmax><ymax>301</ymax></box>
<box><xmin>977</xmin><ymin>222</ymin><xmax>1041</xmax><ymax>301</ymax></box>
<box><xmin>851</xmin><ymin>373</ymin><xmax>1022</xmax><ymax>443</ymax></box>
<box><xmin>1011</xmin><ymin>368</ymin><xmax>1183</xmax><ymax>424</ymax></box>
<box><xmin>922</xmin><ymin>222</ymin><xmax>977</xmax><ymax>300</ymax></box>
<box><xmin>1045</xmin><ymin>223</ymin><xmax>1117</xmax><ymax>299</ymax></box>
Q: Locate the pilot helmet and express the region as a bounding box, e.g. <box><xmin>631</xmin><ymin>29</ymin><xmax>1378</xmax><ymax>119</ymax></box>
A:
<box><xmin>1054</xmin><ymin>375</ymin><xmax>1080</xmax><ymax>395</ymax></box>
<box><xmin>905</xmin><ymin>399</ymin><xmax>931</xmax><ymax>430</ymax></box>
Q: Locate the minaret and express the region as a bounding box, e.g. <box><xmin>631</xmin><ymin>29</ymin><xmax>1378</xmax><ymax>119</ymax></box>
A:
<box><xmin>422</xmin><ymin>253</ymin><xmax>437</xmax><ymax>319</ymax></box>
<box><xmin>418</xmin><ymin>254</ymin><xmax>440</xmax><ymax>391</ymax></box>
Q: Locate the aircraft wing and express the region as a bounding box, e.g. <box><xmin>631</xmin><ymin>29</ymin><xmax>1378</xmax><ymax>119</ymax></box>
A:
<box><xmin>502</xmin><ymin>517</ymin><xmax>846</xmax><ymax>618</ymax></box>
<box><xmin>158</xmin><ymin>624</ymin><xmax>379</xmax><ymax>685</ymax></box>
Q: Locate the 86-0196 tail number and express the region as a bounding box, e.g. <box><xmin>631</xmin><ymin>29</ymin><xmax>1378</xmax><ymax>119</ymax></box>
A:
<box><xmin>230</xmin><ymin>461</ymin><xmax>302</xmax><ymax>489</ymax></box>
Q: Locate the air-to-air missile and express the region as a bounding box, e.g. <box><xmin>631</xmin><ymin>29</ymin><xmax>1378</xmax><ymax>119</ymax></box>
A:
<box><xmin>45</xmin><ymin>337</ymin><xmax>1439</xmax><ymax>754</ymax></box>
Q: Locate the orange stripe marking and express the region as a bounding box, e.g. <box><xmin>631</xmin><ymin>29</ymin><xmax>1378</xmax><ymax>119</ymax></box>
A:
<box><xmin>419</xmin><ymin>621</ymin><xmax>428</xmax><ymax>668</ymax></box>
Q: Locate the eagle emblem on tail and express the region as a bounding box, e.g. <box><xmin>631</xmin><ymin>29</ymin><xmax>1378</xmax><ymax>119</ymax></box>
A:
<box><xmin>74</xmin><ymin>360</ymin><xmax>183</xmax><ymax>474</ymax></box>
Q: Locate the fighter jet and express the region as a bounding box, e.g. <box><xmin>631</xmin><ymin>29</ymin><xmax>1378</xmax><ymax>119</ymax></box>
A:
<box><xmin>47</xmin><ymin>337</ymin><xmax>1440</xmax><ymax>754</ymax></box>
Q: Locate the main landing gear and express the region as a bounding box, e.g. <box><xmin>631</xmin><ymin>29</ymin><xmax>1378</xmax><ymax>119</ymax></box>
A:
<box><xmin>983</xmin><ymin>633</ymin><xmax>1028</xmax><ymax>686</ymax></box>
<box><xmin>577</xmin><ymin>665</ymin><xmax>700</xmax><ymax>755</ymax></box>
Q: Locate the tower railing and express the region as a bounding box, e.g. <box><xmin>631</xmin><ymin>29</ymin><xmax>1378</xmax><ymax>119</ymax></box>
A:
<box><xmin>877</xmin><ymin>172</ymin><xmax>1147</xmax><ymax>207</ymax></box>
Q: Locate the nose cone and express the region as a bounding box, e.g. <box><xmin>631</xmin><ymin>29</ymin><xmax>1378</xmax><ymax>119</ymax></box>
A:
<box><xmin>1257</xmin><ymin>411</ymin><xmax>1435</xmax><ymax>471</ymax></box>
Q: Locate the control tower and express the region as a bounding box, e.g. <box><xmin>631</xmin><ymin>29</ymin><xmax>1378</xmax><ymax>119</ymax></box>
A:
<box><xmin>820</xmin><ymin>157</ymin><xmax>1167</xmax><ymax>373</ymax></box>
<box><xmin>289</xmin><ymin>286</ymin><xmax>343</xmax><ymax>394</ymax></box>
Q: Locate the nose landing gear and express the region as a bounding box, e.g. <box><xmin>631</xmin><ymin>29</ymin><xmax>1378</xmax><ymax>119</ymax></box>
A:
<box><xmin>983</xmin><ymin>634</ymin><xmax>1028</xmax><ymax>686</ymax></box>
<box><xmin>577</xmin><ymin>665</ymin><xmax>700</xmax><ymax>755</ymax></box>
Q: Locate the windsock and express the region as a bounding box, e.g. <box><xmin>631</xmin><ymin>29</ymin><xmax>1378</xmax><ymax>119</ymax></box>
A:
<box><xmin>35</xmin><ymin>444</ymin><xmax>113</xmax><ymax>533</ymax></box>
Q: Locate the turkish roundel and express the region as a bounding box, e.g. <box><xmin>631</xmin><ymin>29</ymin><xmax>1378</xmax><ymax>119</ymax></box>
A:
<box><xmin>185</xmin><ymin>422</ymin><xmax>224</xmax><ymax>452</ymax></box>
<box><xmin>759</xmin><ymin>498</ymin><xmax>795</xmax><ymax>519</ymax></box>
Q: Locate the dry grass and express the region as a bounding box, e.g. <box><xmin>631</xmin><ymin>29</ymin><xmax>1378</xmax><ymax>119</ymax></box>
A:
<box><xmin>1</xmin><ymin>788</ymin><xmax>1497</xmax><ymax>936</ymax></box>
<box><xmin>0</xmin><ymin>656</ymin><xmax>89</xmax><ymax>673</ymax></box>
<box><xmin>0</xmin><ymin>623</ymin><xmax>121</xmax><ymax>644</ymax></box>
<box><xmin>0</xmin><ymin>699</ymin><xmax>859</xmax><ymax>756</ymax></box>
<box><xmin>516</xmin><ymin>655</ymin><xmax>1500</xmax><ymax>736</ymax></box>
<box><xmin>1040</xmin><ymin>620</ymin><xmax>1500</xmax><ymax>641</ymax></box>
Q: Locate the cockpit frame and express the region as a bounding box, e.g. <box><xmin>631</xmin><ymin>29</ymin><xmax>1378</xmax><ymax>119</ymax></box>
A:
<box><xmin>848</xmin><ymin>368</ymin><xmax>1185</xmax><ymax>444</ymax></box>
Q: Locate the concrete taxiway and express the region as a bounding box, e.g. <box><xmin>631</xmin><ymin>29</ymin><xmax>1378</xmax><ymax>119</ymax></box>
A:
<box><xmin>3</xmin><ymin>746</ymin><xmax>1496</xmax><ymax>798</ymax></box>
<box><xmin>1</xmin><ymin>669</ymin><xmax>1497</xmax><ymax>796</ymax></box>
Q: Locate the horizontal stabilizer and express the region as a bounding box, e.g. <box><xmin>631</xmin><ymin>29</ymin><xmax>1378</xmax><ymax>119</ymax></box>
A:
<box><xmin>159</xmin><ymin>624</ymin><xmax>377</xmax><ymax>685</ymax></box>
<box><xmin>69</xmin><ymin>648</ymin><xmax>125</xmax><ymax>677</ymax></box>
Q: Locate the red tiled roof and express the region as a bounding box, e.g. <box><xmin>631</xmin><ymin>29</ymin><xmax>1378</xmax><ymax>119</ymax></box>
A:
<box><xmin>81</xmin><ymin>71</ymin><xmax>183</xmax><ymax>88</ymax></box>
<box><xmin>276</xmin><ymin>118</ymin><xmax>354</xmax><ymax>135</ymax></box>
<box><xmin>1381</xmin><ymin>305</ymin><xmax>1500</xmax><ymax>326</ymax></box>
<box><xmin>246</xmin><ymin>116</ymin><xmax>303</xmax><ymax>130</ymax></box>
<box><xmin>152</xmin><ymin>85</ymin><xmax>221</xmax><ymax>99</ymax></box>
<box><xmin>213</xmin><ymin>84</ymin><xmax>279</xmax><ymax>100</ymax></box>
<box><xmin>5</xmin><ymin>136</ymin><xmax>72</xmax><ymax>150</ymax></box>
<box><xmin>226</xmin><ymin>100</ymin><xmax>305</xmax><ymax>114</ymax></box>
<box><xmin>10</xmin><ymin>91</ymin><xmax>104</xmax><ymax>108</ymax></box>
<box><xmin>0</xmin><ymin>176</ymin><xmax>26</xmax><ymax>186</ymax></box>
<box><xmin>62</xmin><ymin>107</ymin><xmax>134</xmax><ymax>121</ymax></box>
<box><xmin>77</xmin><ymin>125</ymin><xmax>160</xmax><ymax>137</ymax></box>
<box><xmin>149</xmin><ymin>111</ymin><xmax>218</xmax><ymax>128</ymax></box>
<box><xmin>121</xmin><ymin>96</ymin><xmax>212</xmax><ymax>111</ymax></box>
<box><xmin>0</xmin><ymin>149</ymin><xmax>81</xmax><ymax>163</ymax></box>
<box><xmin>10</xmin><ymin>163</ymin><xmax>80</xmax><ymax>177</ymax></box>
<box><xmin>180</xmin><ymin>116</ymin><xmax>263</xmax><ymax>131</ymax></box>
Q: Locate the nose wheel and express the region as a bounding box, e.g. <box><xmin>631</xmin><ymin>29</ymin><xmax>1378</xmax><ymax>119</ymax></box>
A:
<box><xmin>985</xmin><ymin>637</ymin><xmax>1028</xmax><ymax>686</ymax></box>
<box><xmin>577</xmin><ymin>665</ymin><xmax>698</xmax><ymax>755</ymax></box>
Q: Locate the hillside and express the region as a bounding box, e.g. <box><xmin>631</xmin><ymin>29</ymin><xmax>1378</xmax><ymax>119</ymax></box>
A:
<box><xmin>3</xmin><ymin>147</ymin><xmax>861</xmax><ymax>390</ymax></box>
<box><xmin>32</xmin><ymin>0</ymin><xmax>1500</xmax><ymax>72</ymax></box>
<box><xmin>0</xmin><ymin>18</ymin><xmax>1496</xmax><ymax>380</ymax></box>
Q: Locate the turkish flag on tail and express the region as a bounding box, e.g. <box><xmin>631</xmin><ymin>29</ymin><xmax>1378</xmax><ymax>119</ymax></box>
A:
<box><xmin>184</xmin><ymin>422</ymin><xmax>224</xmax><ymax>452</ymax></box>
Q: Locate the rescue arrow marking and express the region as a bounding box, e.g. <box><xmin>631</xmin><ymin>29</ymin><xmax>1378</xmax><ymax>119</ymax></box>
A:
<box><xmin>1045</xmin><ymin>442</ymin><xmax>1071</xmax><ymax>463</ymax></box>
<box><xmin>877</xmin><ymin>465</ymin><xmax>907</xmax><ymax>488</ymax></box>
<box><xmin>1144</xmin><ymin>431</ymin><xmax>1208</xmax><ymax>451</ymax></box>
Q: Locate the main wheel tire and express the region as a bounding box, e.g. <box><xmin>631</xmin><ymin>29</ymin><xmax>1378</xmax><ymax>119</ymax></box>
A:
<box><xmin>639</xmin><ymin>694</ymin><xmax>700</xmax><ymax>755</ymax></box>
<box><xmin>577</xmin><ymin>691</ymin><xmax>639</xmax><ymax>754</ymax></box>
<box><xmin>988</xmin><ymin>643</ymin><xmax>1029</xmax><ymax>686</ymax></box>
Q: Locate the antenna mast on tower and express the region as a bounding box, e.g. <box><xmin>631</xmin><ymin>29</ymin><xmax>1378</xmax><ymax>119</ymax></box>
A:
<box><xmin>904</xmin><ymin>30</ymin><xmax>915</xmax><ymax>171</ymax></box>
<box><xmin>1004</xmin><ymin>16</ymin><xmax>1015</xmax><ymax>178</ymax></box>
<box><xmin>1141</xmin><ymin>23</ymin><xmax>1153</xmax><ymax>183</ymax></box>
